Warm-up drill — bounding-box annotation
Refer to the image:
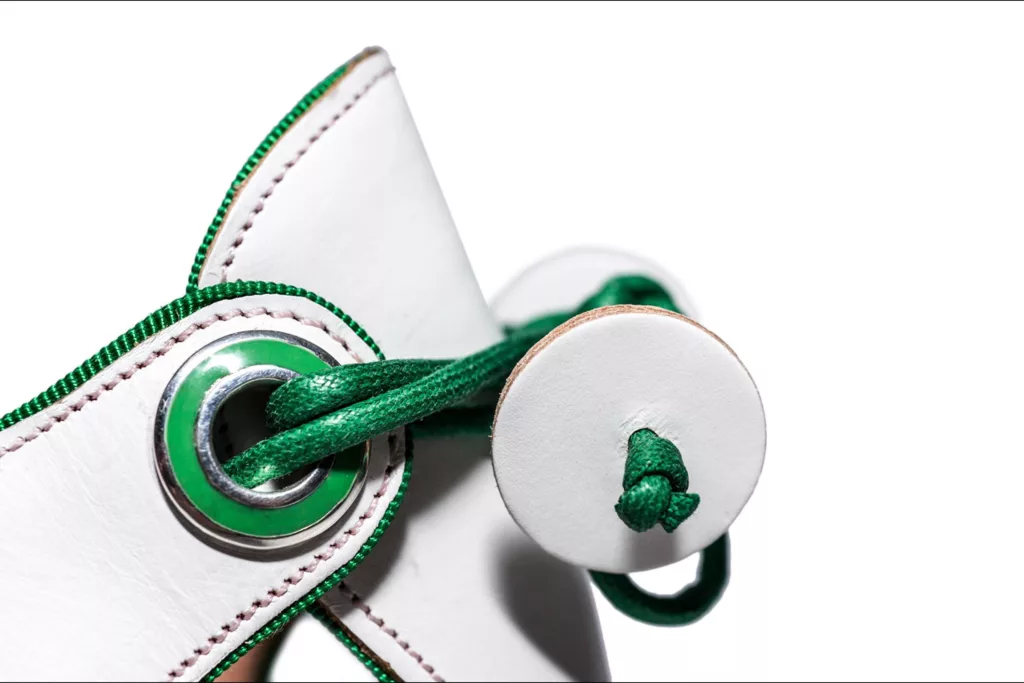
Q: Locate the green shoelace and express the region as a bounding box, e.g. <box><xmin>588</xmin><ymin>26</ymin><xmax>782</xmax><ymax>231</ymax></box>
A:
<box><xmin>223</xmin><ymin>274</ymin><xmax>728</xmax><ymax>627</ymax></box>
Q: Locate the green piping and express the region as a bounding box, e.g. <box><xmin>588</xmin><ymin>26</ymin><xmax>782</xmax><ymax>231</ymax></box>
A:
<box><xmin>250</xmin><ymin>621</ymin><xmax>291</xmax><ymax>683</ymax></box>
<box><xmin>203</xmin><ymin>449</ymin><xmax>412</xmax><ymax>682</ymax></box>
<box><xmin>308</xmin><ymin>603</ymin><xmax>396</xmax><ymax>683</ymax></box>
<box><xmin>185</xmin><ymin>47</ymin><xmax>380</xmax><ymax>293</ymax></box>
<box><xmin>0</xmin><ymin>280</ymin><xmax>383</xmax><ymax>432</ymax></box>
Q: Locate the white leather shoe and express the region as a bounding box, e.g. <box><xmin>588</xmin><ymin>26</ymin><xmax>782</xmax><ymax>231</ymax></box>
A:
<box><xmin>0</xmin><ymin>47</ymin><xmax>766</xmax><ymax>682</ymax></box>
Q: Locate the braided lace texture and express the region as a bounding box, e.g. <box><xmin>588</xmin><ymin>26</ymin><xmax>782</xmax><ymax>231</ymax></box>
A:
<box><xmin>219</xmin><ymin>274</ymin><xmax>728</xmax><ymax>628</ymax></box>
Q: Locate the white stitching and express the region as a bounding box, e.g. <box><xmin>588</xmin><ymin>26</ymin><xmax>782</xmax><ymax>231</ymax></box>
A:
<box><xmin>0</xmin><ymin>303</ymin><xmax>403</xmax><ymax>680</ymax></box>
<box><xmin>0</xmin><ymin>304</ymin><xmax>405</xmax><ymax>681</ymax></box>
<box><xmin>339</xmin><ymin>583</ymin><xmax>445</xmax><ymax>682</ymax></box>
<box><xmin>0</xmin><ymin>301</ymin><xmax>403</xmax><ymax>680</ymax></box>
<box><xmin>216</xmin><ymin>66</ymin><xmax>396</xmax><ymax>283</ymax></box>
<box><xmin>166</xmin><ymin>463</ymin><xmax>400</xmax><ymax>681</ymax></box>
<box><xmin>0</xmin><ymin>307</ymin><xmax>367</xmax><ymax>459</ymax></box>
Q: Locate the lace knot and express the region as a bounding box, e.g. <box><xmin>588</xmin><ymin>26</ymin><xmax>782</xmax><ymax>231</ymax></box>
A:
<box><xmin>615</xmin><ymin>428</ymin><xmax>700</xmax><ymax>533</ymax></box>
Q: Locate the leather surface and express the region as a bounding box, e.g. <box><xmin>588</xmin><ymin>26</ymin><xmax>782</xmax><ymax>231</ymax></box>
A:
<box><xmin>319</xmin><ymin>435</ymin><xmax>610</xmax><ymax>682</ymax></box>
<box><xmin>194</xmin><ymin>50</ymin><xmax>610</xmax><ymax>680</ymax></box>
<box><xmin>492</xmin><ymin>306</ymin><xmax>767</xmax><ymax>573</ymax></box>
<box><xmin>196</xmin><ymin>49</ymin><xmax>497</xmax><ymax>359</ymax></box>
<box><xmin>0</xmin><ymin>293</ymin><xmax>405</xmax><ymax>681</ymax></box>
<box><xmin>490</xmin><ymin>246</ymin><xmax>699</xmax><ymax>326</ymax></box>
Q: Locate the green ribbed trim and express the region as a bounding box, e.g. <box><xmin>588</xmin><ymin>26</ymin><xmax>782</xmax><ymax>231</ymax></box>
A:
<box><xmin>308</xmin><ymin>604</ymin><xmax>396</xmax><ymax>683</ymax></box>
<box><xmin>203</xmin><ymin>449</ymin><xmax>412</xmax><ymax>682</ymax></box>
<box><xmin>185</xmin><ymin>47</ymin><xmax>380</xmax><ymax>293</ymax></box>
<box><xmin>0</xmin><ymin>280</ymin><xmax>383</xmax><ymax>432</ymax></box>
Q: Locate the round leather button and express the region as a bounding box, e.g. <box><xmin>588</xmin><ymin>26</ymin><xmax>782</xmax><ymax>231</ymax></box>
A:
<box><xmin>491</xmin><ymin>245</ymin><xmax>699</xmax><ymax>326</ymax></box>
<box><xmin>491</xmin><ymin>305</ymin><xmax>766</xmax><ymax>574</ymax></box>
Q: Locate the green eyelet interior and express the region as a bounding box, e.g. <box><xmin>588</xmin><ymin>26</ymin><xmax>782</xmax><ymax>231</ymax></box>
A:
<box><xmin>163</xmin><ymin>336</ymin><xmax>365</xmax><ymax>538</ymax></box>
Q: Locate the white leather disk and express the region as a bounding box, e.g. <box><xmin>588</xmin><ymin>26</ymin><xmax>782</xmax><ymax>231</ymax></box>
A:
<box><xmin>492</xmin><ymin>305</ymin><xmax>766</xmax><ymax>574</ymax></box>
<box><xmin>490</xmin><ymin>245</ymin><xmax>699</xmax><ymax>326</ymax></box>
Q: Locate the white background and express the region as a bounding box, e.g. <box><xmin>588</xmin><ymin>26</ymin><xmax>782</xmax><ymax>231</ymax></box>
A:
<box><xmin>1</xmin><ymin>1</ymin><xmax>1022</xmax><ymax>680</ymax></box>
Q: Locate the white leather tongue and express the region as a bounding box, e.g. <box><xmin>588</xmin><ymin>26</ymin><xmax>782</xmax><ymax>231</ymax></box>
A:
<box><xmin>196</xmin><ymin>49</ymin><xmax>609</xmax><ymax>681</ymax></box>
<box><xmin>195</xmin><ymin>47</ymin><xmax>496</xmax><ymax>359</ymax></box>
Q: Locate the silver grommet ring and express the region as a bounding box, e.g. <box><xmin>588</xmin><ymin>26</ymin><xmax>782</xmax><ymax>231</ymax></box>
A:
<box><xmin>195</xmin><ymin>364</ymin><xmax>331</xmax><ymax>510</ymax></box>
<box><xmin>155</xmin><ymin>330</ymin><xmax>369</xmax><ymax>554</ymax></box>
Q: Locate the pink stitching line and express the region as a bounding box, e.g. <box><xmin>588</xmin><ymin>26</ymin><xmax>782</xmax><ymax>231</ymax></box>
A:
<box><xmin>217</xmin><ymin>65</ymin><xmax>397</xmax><ymax>283</ymax></box>
<box><xmin>166</xmin><ymin>463</ymin><xmax>399</xmax><ymax>681</ymax></box>
<box><xmin>339</xmin><ymin>583</ymin><xmax>445</xmax><ymax>682</ymax></box>
<box><xmin>0</xmin><ymin>307</ymin><xmax>368</xmax><ymax>459</ymax></box>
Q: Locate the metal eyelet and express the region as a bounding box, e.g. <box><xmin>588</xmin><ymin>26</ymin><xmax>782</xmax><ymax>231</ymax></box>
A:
<box><xmin>155</xmin><ymin>330</ymin><xmax>368</xmax><ymax>554</ymax></box>
<box><xmin>194</xmin><ymin>364</ymin><xmax>330</xmax><ymax>510</ymax></box>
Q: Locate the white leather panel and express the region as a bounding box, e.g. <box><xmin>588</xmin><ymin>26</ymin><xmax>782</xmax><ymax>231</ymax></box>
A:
<box><xmin>190</xmin><ymin>48</ymin><xmax>609</xmax><ymax>681</ymax></box>
<box><xmin>0</xmin><ymin>293</ymin><xmax>406</xmax><ymax>682</ymax></box>
<box><xmin>324</xmin><ymin>435</ymin><xmax>611</xmax><ymax>682</ymax></box>
<box><xmin>196</xmin><ymin>50</ymin><xmax>499</xmax><ymax>359</ymax></box>
<box><xmin>490</xmin><ymin>246</ymin><xmax>699</xmax><ymax>325</ymax></box>
<box><xmin>319</xmin><ymin>584</ymin><xmax>442</xmax><ymax>683</ymax></box>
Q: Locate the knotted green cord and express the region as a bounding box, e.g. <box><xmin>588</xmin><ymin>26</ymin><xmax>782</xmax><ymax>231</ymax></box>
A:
<box><xmin>218</xmin><ymin>273</ymin><xmax>729</xmax><ymax>627</ymax></box>
<box><xmin>223</xmin><ymin>328</ymin><xmax>544</xmax><ymax>488</ymax></box>
<box><xmin>222</xmin><ymin>275</ymin><xmax>671</xmax><ymax>489</ymax></box>
<box><xmin>616</xmin><ymin>428</ymin><xmax>700</xmax><ymax>533</ymax></box>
